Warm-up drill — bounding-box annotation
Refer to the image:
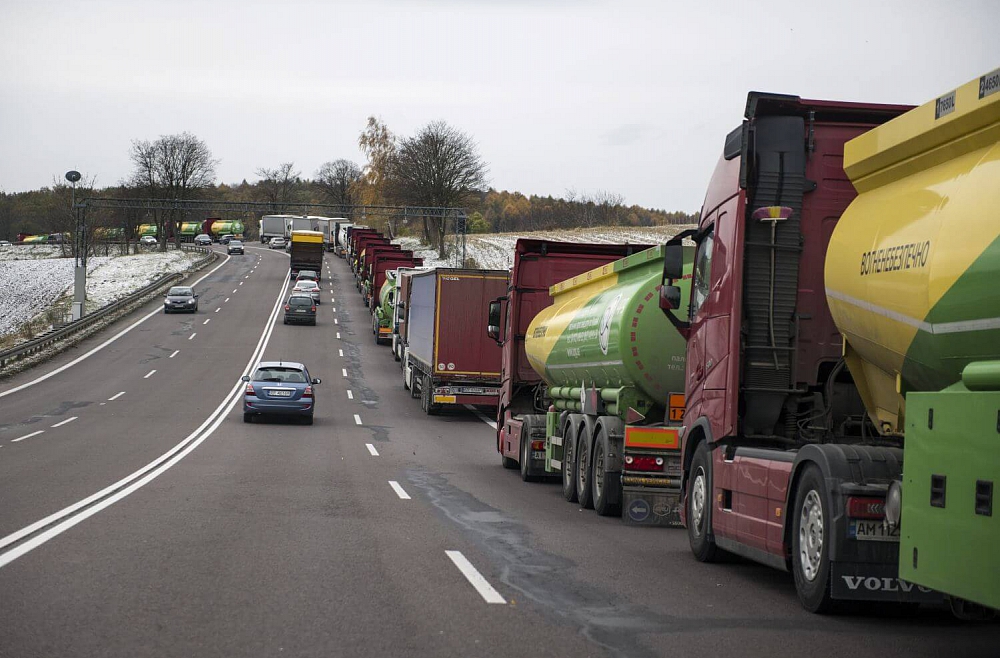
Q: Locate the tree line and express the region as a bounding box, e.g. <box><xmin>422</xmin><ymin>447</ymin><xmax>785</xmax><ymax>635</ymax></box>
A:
<box><xmin>0</xmin><ymin>120</ymin><xmax>696</xmax><ymax>256</ymax></box>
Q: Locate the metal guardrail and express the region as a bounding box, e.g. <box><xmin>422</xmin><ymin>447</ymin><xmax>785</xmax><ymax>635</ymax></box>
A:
<box><xmin>0</xmin><ymin>245</ymin><xmax>215</xmax><ymax>369</ymax></box>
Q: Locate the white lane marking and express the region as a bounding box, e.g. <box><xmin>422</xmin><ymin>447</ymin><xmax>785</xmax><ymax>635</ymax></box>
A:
<box><xmin>245</xmin><ymin>275</ymin><xmax>250</xmax><ymax>279</ymax></box>
<box><xmin>336</xmin><ymin>332</ymin><xmax>341</xmax><ymax>339</ymax></box>
<box><xmin>466</xmin><ymin>404</ymin><xmax>498</xmax><ymax>431</ymax></box>
<box><xmin>169</xmin><ymin>350</ymin><xmax>180</xmax><ymax>359</ymax></box>
<box><xmin>445</xmin><ymin>551</ymin><xmax>507</xmax><ymax>604</ymax></box>
<box><xmin>239</xmin><ymin>281</ymin><xmax>244</xmax><ymax>286</ymax></box>
<box><xmin>11</xmin><ymin>430</ymin><xmax>44</xmax><ymax>443</ymax></box>
<box><xmin>108</xmin><ymin>391</ymin><xmax>126</xmax><ymax>401</ymax></box>
<box><xmin>0</xmin><ymin>254</ymin><xmax>236</xmax><ymax>399</ymax></box>
<box><xmin>338</xmin><ymin>349</ymin><xmax>344</xmax><ymax>357</ymax></box>
<box><xmin>366</xmin><ymin>444</ymin><xmax>379</xmax><ymax>456</ymax></box>
<box><xmin>215</xmin><ymin>308</ymin><xmax>221</xmax><ymax>313</ymax></box>
<box><xmin>143</xmin><ymin>369</ymin><xmax>157</xmax><ymax>379</ymax></box>
<box><xmin>0</xmin><ymin>263</ymin><xmax>290</xmax><ymax>568</ymax></box>
<box><xmin>332</xmin><ymin>305</ymin><xmax>336</xmax><ymax>310</ymax></box>
<box><xmin>342</xmin><ymin>368</ymin><xmax>348</xmax><ymax>377</ymax></box>
<box><xmin>354</xmin><ymin>414</ymin><xmax>362</xmax><ymax>425</ymax></box>
<box><xmin>233</xmin><ymin>289</ymin><xmax>237</xmax><ymax>293</ymax></box>
<box><xmin>203</xmin><ymin>319</ymin><xmax>211</xmax><ymax>325</ymax></box>
<box><xmin>334</xmin><ymin>318</ymin><xmax>338</xmax><ymax>325</ymax></box>
<box><xmin>51</xmin><ymin>416</ymin><xmax>78</xmax><ymax>428</ymax></box>
<box><xmin>347</xmin><ymin>390</ymin><xmax>353</xmax><ymax>400</ymax></box>
<box><xmin>224</xmin><ymin>297</ymin><xmax>230</xmax><ymax>303</ymax></box>
<box><xmin>188</xmin><ymin>333</ymin><xmax>197</xmax><ymax>340</ymax></box>
<box><xmin>388</xmin><ymin>481</ymin><xmax>411</xmax><ymax>500</ymax></box>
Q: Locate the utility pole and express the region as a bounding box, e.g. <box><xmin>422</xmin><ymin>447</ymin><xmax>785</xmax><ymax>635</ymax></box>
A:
<box><xmin>66</xmin><ymin>170</ymin><xmax>85</xmax><ymax>320</ymax></box>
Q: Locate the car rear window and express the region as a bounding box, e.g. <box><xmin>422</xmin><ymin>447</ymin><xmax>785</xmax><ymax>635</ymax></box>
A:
<box><xmin>289</xmin><ymin>297</ymin><xmax>312</xmax><ymax>306</ymax></box>
<box><xmin>253</xmin><ymin>368</ymin><xmax>307</xmax><ymax>383</ymax></box>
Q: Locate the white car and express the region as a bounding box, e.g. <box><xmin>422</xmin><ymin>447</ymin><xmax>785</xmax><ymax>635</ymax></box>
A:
<box><xmin>292</xmin><ymin>279</ymin><xmax>321</xmax><ymax>304</ymax></box>
<box><xmin>269</xmin><ymin>237</ymin><xmax>287</xmax><ymax>249</ymax></box>
<box><xmin>0</xmin><ymin>240</ymin><xmax>12</xmax><ymax>247</ymax></box>
<box><xmin>139</xmin><ymin>235</ymin><xmax>157</xmax><ymax>246</ymax></box>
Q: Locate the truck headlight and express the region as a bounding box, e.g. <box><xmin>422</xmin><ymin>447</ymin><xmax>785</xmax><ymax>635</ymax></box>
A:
<box><xmin>885</xmin><ymin>480</ymin><xmax>902</xmax><ymax>529</ymax></box>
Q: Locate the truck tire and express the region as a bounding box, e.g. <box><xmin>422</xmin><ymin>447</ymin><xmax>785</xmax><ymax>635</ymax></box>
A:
<box><xmin>791</xmin><ymin>464</ymin><xmax>834</xmax><ymax>613</ymax></box>
<box><xmin>688</xmin><ymin>440</ymin><xmax>720</xmax><ymax>562</ymax></box>
<box><xmin>592</xmin><ymin>427</ymin><xmax>621</xmax><ymax>516</ymax></box>
<box><xmin>561</xmin><ymin>420</ymin><xmax>578</xmax><ymax>503</ymax></box>
<box><xmin>421</xmin><ymin>374</ymin><xmax>440</xmax><ymax>416</ymax></box>
<box><xmin>576</xmin><ymin>425</ymin><xmax>595</xmax><ymax>509</ymax></box>
<box><xmin>519</xmin><ymin>417</ymin><xmax>540</xmax><ymax>483</ymax></box>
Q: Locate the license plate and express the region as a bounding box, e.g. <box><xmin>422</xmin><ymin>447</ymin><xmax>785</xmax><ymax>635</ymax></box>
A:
<box><xmin>270</xmin><ymin>390</ymin><xmax>292</xmax><ymax>397</ymax></box>
<box><xmin>849</xmin><ymin>520</ymin><xmax>899</xmax><ymax>542</ymax></box>
<box><xmin>532</xmin><ymin>450</ymin><xmax>545</xmax><ymax>460</ymax></box>
<box><xmin>296</xmin><ymin>309</ymin><xmax>306</xmax><ymax>313</ymax></box>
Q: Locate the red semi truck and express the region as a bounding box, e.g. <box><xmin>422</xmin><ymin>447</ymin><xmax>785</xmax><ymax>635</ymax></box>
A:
<box><xmin>405</xmin><ymin>268</ymin><xmax>509</xmax><ymax>414</ymax></box>
<box><xmin>368</xmin><ymin>252</ymin><xmax>420</xmax><ymax>312</ymax></box>
<box><xmin>657</xmin><ymin>93</ymin><xmax>938</xmax><ymax>612</ymax></box>
<box><xmin>488</xmin><ymin>240</ymin><xmax>651</xmax><ymax>474</ymax></box>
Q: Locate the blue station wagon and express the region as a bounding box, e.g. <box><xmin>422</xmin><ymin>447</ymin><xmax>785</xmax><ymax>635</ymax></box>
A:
<box><xmin>242</xmin><ymin>361</ymin><xmax>321</xmax><ymax>424</ymax></box>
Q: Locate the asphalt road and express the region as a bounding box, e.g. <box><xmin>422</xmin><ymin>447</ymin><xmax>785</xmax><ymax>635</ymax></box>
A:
<box><xmin>0</xmin><ymin>245</ymin><xmax>997</xmax><ymax>658</ymax></box>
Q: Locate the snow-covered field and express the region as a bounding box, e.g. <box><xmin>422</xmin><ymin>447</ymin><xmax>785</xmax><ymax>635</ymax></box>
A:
<box><xmin>394</xmin><ymin>224</ymin><xmax>695</xmax><ymax>270</ymax></box>
<box><xmin>0</xmin><ymin>246</ymin><xmax>202</xmax><ymax>338</ymax></box>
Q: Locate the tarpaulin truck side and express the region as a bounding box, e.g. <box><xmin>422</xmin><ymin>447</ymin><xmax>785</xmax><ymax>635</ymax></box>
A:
<box><xmin>406</xmin><ymin>268</ymin><xmax>509</xmax><ymax>414</ymax></box>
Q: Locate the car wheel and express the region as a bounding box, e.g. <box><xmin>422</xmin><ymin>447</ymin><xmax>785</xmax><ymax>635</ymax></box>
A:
<box><xmin>304</xmin><ymin>415</ymin><xmax>314</xmax><ymax>426</ymax></box>
<box><xmin>283</xmin><ymin>318</ymin><xmax>288</xmax><ymax>324</ymax></box>
<box><xmin>243</xmin><ymin>413</ymin><xmax>253</xmax><ymax>423</ymax></box>
<box><xmin>792</xmin><ymin>464</ymin><xmax>835</xmax><ymax>613</ymax></box>
<box><xmin>688</xmin><ymin>440</ymin><xmax>720</xmax><ymax>562</ymax></box>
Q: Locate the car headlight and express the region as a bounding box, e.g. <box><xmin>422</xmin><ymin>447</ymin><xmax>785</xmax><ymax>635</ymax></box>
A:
<box><xmin>187</xmin><ymin>299</ymin><xmax>196</xmax><ymax>304</ymax></box>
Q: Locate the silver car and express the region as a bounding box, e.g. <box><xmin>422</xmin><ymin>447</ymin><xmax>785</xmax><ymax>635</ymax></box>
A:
<box><xmin>242</xmin><ymin>361</ymin><xmax>320</xmax><ymax>424</ymax></box>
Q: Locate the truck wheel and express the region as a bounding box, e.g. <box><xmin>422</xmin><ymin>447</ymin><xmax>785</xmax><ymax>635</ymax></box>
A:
<box><xmin>422</xmin><ymin>374</ymin><xmax>439</xmax><ymax>416</ymax></box>
<box><xmin>792</xmin><ymin>464</ymin><xmax>834</xmax><ymax>613</ymax></box>
<box><xmin>576</xmin><ymin>426</ymin><xmax>594</xmax><ymax>509</ymax></box>
<box><xmin>561</xmin><ymin>421</ymin><xmax>578</xmax><ymax>503</ymax></box>
<box><xmin>592</xmin><ymin>427</ymin><xmax>621</xmax><ymax>516</ymax></box>
<box><xmin>519</xmin><ymin>417</ymin><xmax>539</xmax><ymax>483</ymax></box>
<box><xmin>688</xmin><ymin>441</ymin><xmax>720</xmax><ymax>562</ymax></box>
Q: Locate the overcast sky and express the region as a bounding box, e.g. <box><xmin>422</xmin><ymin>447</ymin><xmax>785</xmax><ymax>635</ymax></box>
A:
<box><xmin>1</xmin><ymin>0</ymin><xmax>996</xmax><ymax>212</ymax></box>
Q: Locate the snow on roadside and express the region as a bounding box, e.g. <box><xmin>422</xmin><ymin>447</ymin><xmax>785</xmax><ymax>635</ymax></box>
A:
<box><xmin>392</xmin><ymin>225</ymin><xmax>695</xmax><ymax>271</ymax></box>
<box><xmin>0</xmin><ymin>249</ymin><xmax>201</xmax><ymax>338</ymax></box>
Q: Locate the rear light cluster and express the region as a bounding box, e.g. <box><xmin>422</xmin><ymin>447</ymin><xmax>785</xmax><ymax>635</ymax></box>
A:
<box><xmin>303</xmin><ymin>386</ymin><xmax>313</xmax><ymax>397</ymax></box>
<box><xmin>244</xmin><ymin>383</ymin><xmax>255</xmax><ymax>395</ymax></box>
<box><xmin>530</xmin><ymin>440</ymin><xmax>545</xmax><ymax>451</ymax></box>
<box><xmin>284</xmin><ymin>305</ymin><xmax>290</xmax><ymax>311</ymax></box>
<box><xmin>847</xmin><ymin>496</ymin><xmax>885</xmax><ymax>519</ymax></box>
<box><xmin>624</xmin><ymin>455</ymin><xmax>665</xmax><ymax>472</ymax></box>
<box><xmin>311</xmin><ymin>306</ymin><xmax>316</xmax><ymax>312</ymax></box>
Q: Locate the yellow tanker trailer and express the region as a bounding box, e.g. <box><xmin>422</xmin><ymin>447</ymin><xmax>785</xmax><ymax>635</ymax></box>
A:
<box><xmin>826</xmin><ymin>69</ymin><xmax>1000</xmax><ymax>614</ymax></box>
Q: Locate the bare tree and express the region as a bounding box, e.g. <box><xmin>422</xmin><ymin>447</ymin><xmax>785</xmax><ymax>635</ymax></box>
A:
<box><xmin>128</xmin><ymin>132</ymin><xmax>217</xmax><ymax>248</ymax></box>
<box><xmin>255</xmin><ymin>162</ymin><xmax>300</xmax><ymax>205</ymax></box>
<box><xmin>314</xmin><ymin>159</ymin><xmax>361</xmax><ymax>210</ymax></box>
<box><xmin>389</xmin><ymin>121</ymin><xmax>488</xmax><ymax>256</ymax></box>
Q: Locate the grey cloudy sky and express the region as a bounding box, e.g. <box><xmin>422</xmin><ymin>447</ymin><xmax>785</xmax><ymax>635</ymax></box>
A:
<box><xmin>1</xmin><ymin>0</ymin><xmax>996</xmax><ymax>211</ymax></box>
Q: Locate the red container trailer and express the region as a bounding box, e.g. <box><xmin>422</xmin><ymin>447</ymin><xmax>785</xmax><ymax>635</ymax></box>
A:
<box><xmin>488</xmin><ymin>240</ymin><xmax>651</xmax><ymax>473</ymax></box>
<box><xmin>349</xmin><ymin>229</ymin><xmax>381</xmax><ymax>271</ymax></box>
<box><xmin>405</xmin><ymin>268</ymin><xmax>509</xmax><ymax>414</ymax></box>
<box><xmin>657</xmin><ymin>93</ymin><xmax>930</xmax><ymax>612</ymax></box>
<box><xmin>361</xmin><ymin>244</ymin><xmax>403</xmax><ymax>284</ymax></box>
<box><xmin>368</xmin><ymin>252</ymin><xmax>419</xmax><ymax>311</ymax></box>
<box><xmin>354</xmin><ymin>235</ymin><xmax>390</xmax><ymax>278</ymax></box>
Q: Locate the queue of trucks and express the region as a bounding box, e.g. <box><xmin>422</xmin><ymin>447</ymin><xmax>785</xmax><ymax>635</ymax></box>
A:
<box><xmin>335</xmin><ymin>70</ymin><xmax>999</xmax><ymax>618</ymax></box>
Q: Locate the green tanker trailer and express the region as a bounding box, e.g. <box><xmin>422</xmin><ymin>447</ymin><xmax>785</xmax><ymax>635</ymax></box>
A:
<box><xmin>209</xmin><ymin>220</ymin><xmax>244</xmax><ymax>240</ymax></box>
<box><xmin>373</xmin><ymin>271</ymin><xmax>397</xmax><ymax>345</ymax></box>
<box><xmin>523</xmin><ymin>244</ymin><xmax>693</xmax><ymax>522</ymax></box>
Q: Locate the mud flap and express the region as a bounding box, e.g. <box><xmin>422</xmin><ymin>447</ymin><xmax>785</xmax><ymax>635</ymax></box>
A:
<box><xmin>622</xmin><ymin>486</ymin><xmax>682</xmax><ymax>527</ymax></box>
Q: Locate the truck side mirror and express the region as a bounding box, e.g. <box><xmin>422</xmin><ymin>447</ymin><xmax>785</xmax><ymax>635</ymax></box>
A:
<box><xmin>662</xmin><ymin>243</ymin><xmax>685</xmax><ymax>281</ymax></box>
<box><xmin>659</xmin><ymin>285</ymin><xmax>682</xmax><ymax>311</ymax></box>
<box><xmin>487</xmin><ymin>300</ymin><xmax>503</xmax><ymax>344</ymax></box>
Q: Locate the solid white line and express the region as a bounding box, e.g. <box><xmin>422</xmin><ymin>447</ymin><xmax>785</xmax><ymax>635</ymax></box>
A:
<box><xmin>51</xmin><ymin>416</ymin><xmax>78</xmax><ymax>428</ymax></box>
<box><xmin>11</xmin><ymin>430</ymin><xmax>44</xmax><ymax>443</ymax></box>
<box><xmin>342</xmin><ymin>368</ymin><xmax>348</xmax><ymax>377</ymax></box>
<box><xmin>0</xmin><ymin>262</ymin><xmax>291</xmax><ymax>568</ymax></box>
<box><xmin>108</xmin><ymin>391</ymin><xmax>126</xmax><ymax>401</ymax></box>
<box><xmin>388</xmin><ymin>481</ymin><xmax>411</xmax><ymax>500</ymax></box>
<box><xmin>143</xmin><ymin>369</ymin><xmax>156</xmax><ymax>379</ymax></box>
<box><xmin>203</xmin><ymin>319</ymin><xmax>210</xmax><ymax>325</ymax></box>
<box><xmin>366</xmin><ymin>444</ymin><xmax>379</xmax><ymax>456</ymax></box>
<box><xmin>0</xmin><ymin>254</ymin><xmax>235</xmax><ymax>399</ymax></box>
<box><xmin>347</xmin><ymin>390</ymin><xmax>353</xmax><ymax>400</ymax></box>
<box><xmin>465</xmin><ymin>405</ymin><xmax>498</xmax><ymax>430</ymax></box>
<box><xmin>354</xmin><ymin>414</ymin><xmax>362</xmax><ymax>425</ymax></box>
<box><xmin>188</xmin><ymin>333</ymin><xmax>197</xmax><ymax>340</ymax></box>
<box><xmin>338</xmin><ymin>349</ymin><xmax>344</xmax><ymax>357</ymax></box>
<box><xmin>169</xmin><ymin>350</ymin><xmax>179</xmax><ymax>358</ymax></box>
<box><xmin>445</xmin><ymin>551</ymin><xmax>507</xmax><ymax>604</ymax></box>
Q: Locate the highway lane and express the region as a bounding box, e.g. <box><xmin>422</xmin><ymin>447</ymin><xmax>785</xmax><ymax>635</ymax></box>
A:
<box><xmin>0</xmin><ymin>249</ymin><xmax>998</xmax><ymax>657</ymax></box>
<box><xmin>0</xmin><ymin>246</ymin><xmax>285</xmax><ymax>536</ymax></box>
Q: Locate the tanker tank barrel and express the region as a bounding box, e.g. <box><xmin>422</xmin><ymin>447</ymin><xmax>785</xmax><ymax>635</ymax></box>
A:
<box><xmin>962</xmin><ymin>361</ymin><xmax>1000</xmax><ymax>391</ymax></box>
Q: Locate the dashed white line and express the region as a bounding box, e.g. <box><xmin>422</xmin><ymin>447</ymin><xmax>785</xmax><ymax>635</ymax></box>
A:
<box><xmin>108</xmin><ymin>391</ymin><xmax>126</xmax><ymax>401</ymax></box>
<box><xmin>338</xmin><ymin>349</ymin><xmax>344</xmax><ymax>357</ymax></box>
<box><xmin>188</xmin><ymin>333</ymin><xmax>197</xmax><ymax>340</ymax></box>
<box><xmin>342</xmin><ymin>368</ymin><xmax>348</xmax><ymax>377</ymax></box>
<box><xmin>233</xmin><ymin>289</ymin><xmax>237</xmax><ymax>294</ymax></box>
<box><xmin>215</xmin><ymin>308</ymin><xmax>221</xmax><ymax>313</ymax></box>
<box><xmin>354</xmin><ymin>414</ymin><xmax>362</xmax><ymax>425</ymax></box>
<box><xmin>336</xmin><ymin>332</ymin><xmax>341</xmax><ymax>339</ymax></box>
<box><xmin>239</xmin><ymin>281</ymin><xmax>244</xmax><ymax>286</ymax></box>
<box><xmin>366</xmin><ymin>444</ymin><xmax>379</xmax><ymax>456</ymax></box>
<box><xmin>203</xmin><ymin>319</ymin><xmax>211</xmax><ymax>325</ymax></box>
<box><xmin>51</xmin><ymin>416</ymin><xmax>78</xmax><ymax>428</ymax></box>
<box><xmin>169</xmin><ymin>350</ymin><xmax>179</xmax><ymax>358</ymax></box>
<box><xmin>144</xmin><ymin>370</ymin><xmax>157</xmax><ymax>379</ymax></box>
<box><xmin>465</xmin><ymin>405</ymin><xmax>498</xmax><ymax>431</ymax></box>
<box><xmin>388</xmin><ymin>481</ymin><xmax>411</xmax><ymax>500</ymax></box>
<box><xmin>334</xmin><ymin>318</ymin><xmax>338</xmax><ymax>325</ymax></box>
<box><xmin>224</xmin><ymin>297</ymin><xmax>230</xmax><ymax>303</ymax></box>
<box><xmin>11</xmin><ymin>430</ymin><xmax>44</xmax><ymax>443</ymax></box>
<box><xmin>332</xmin><ymin>306</ymin><xmax>336</xmax><ymax>311</ymax></box>
<box><xmin>445</xmin><ymin>551</ymin><xmax>507</xmax><ymax>604</ymax></box>
<box><xmin>347</xmin><ymin>390</ymin><xmax>354</xmax><ymax>400</ymax></box>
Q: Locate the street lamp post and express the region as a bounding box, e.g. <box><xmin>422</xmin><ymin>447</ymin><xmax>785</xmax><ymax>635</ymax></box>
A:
<box><xmin>65</xmin><ymin>170</ymin><xmax>85</xmax><ymax>321</ymax></box>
